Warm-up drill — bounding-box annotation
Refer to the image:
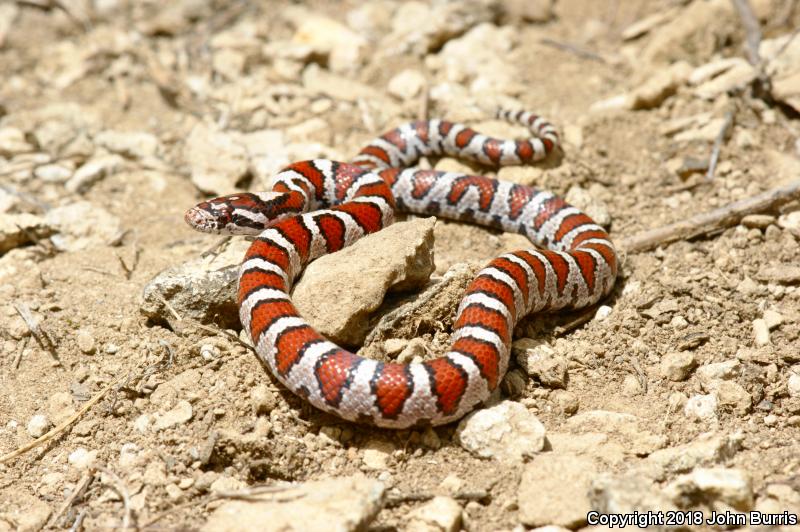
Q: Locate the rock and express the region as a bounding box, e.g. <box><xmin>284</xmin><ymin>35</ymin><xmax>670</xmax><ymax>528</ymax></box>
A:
<box><xmin>456</xmin><ymin>400</ymin><xmax>546</xmax><ymax>462</ymax></box>
<box><xmin>753</xmin><ymin>318</ymin><xmax>770</xmax><ymax>346</ymax></box>
<box><xmin>645</xmin><ymin>433</ymin><xmax>742</xmax><ymax>478</ymax></box>
<box><xmin>289</xmin><ymin>10</ymin><xmax>367</xmax><ymax>73</ymax></box>
<box><xmin>185</xmin><ymin>123</ymin><xmax>249</xmax><ymax>195</ymax></box>
<box><xmin>75</xmin><ymin>328</ymin><xmax>96</xmax><ymax>354</ymax></box>
<box><xmin>44</xmin><ymin>201</ymin><xmax>122</xmax><ymax>251</ymax></box>
<box><xmin>251</xmin><ymin>384</ymin><xmax>278</xmax><ymax>415</ymax></box>
<box><xmin>630</xmin><ymin>61</ymin><xmax>691</xmax><ymax>109</ymax></box>
<box><xmin>763</xmin><ymin>309</ymin><xmax>783</xmax><ymax>331</ymax></box>
<box><xmin>433</xmin><ymin>24</ymin><xmax>516</xmax><ymax>94</ymax></box>
<box><xmin>68</xmin><ymin>447</ymin><xmax>98</xmax><ymax>469</ymax></box>
<box><xmin>47</xmin><ymin>391</ymin><xmax>76</xmax><ymax>424</ymax></box>
<box><xmin>594</xmin><ymin>305</ymin><xmax>612</xmax><ymax>321</ymax></box>
<box><xmin>741</xmin><ymin>213</ymin><xmax>775</xmax><ymax>229</ymax></box>
<box><xmin>26</xmin><ymin>414</ymin><xmax>50</xmax><ymax>438</ymax></box>
<box><xmin>518</xmin><ymin>453</ymin><xmax>596</xmax><ymax>528</ymax></box>
<box><xmin>0</xmin><ymin>127</ymin><xmax>33</xmax><ymax>156</ymax></box>
<box><xmin>406</xmin><ymin>496</ymin><xmax>462</xmax><ymax>532</ymax></box>
<box><xmin>684</xmin><ymin>394</ymin><xmax>717</xmax><ymax>421</ymax></box>
<box><xmin>512</xmin><ymin>339</ymin><xmax>567</xmax><ymax>387</ymax></box>
<box><xmin>660</xmin><ymin>351</ymin><xmax>696</xmax><ymax>381</ymax></box>
<box><xmin>754</xmin><ymin>484</ymin><xmax>800</xmax><ymax>515</ymax></box>
<box><xmin>1</xmin><ymin>493</ymin><xmax>51</xmax><ymax>532</ymax></box>
<box><xmin>0</xmin><ymin>2</ymin><xmax>19</xmax><ymax>48</ymax></box>
<box><xmin>140</xmin><ymin>239</ymin><xmax>250</xmax><ymax>330</ymax></box>
<box><xmin>551</xmin><ymin>390</ymin><xmax>579</xmax><ymax>415</ymax></box>
<box><xmin>590</xmin><ymin>473</ymin><xmax>678</xmax><ymax>515</ymax></box>
<box><xmin>665</xmin><ymin>467</ymin><xmax>753</xmax><ymax>512</ymax></box>
<box><xmin>94</xmin><ymin>130</ymin><xmax>161</xmax><ymax>160</ymax></box>
<box><xmin>696</xmin><ymin>359</ymin><xmax>740</xmax><ymax>389</ymax></box>
<box><xmin>756</xmin><ymin>264</ymin><xmax>800</xmax><ymax>284</ymax></box>
<box><xmin>778</xmin><ymin>211</ymin><xmax>800</xmax><ymax>237</ymax></box>
<box><xmin>694</xmin><ymin>61</ymin><xmax>758</xmax><ymax>99</ymax></box>
<box><xmin>715</xmin><ymin>381</ymin><xmax>751</xmax><ymax>414</ymax></box>
<box><xmin>362</xmin><ymin>439</ymin><xmax>394</xmax><ymax>470</ymax></box>
<box><xmin>293</xmin><ymin>218</ymin><xmax>435</xmax><ymax>346</ymax></box>
<box><xmin>761</xmin><ymin>33</ymin><xmax>800</xmax><ymax>113</ymax></box>
<box><xmin>385</xmin><ymin>0</ymin><xmax>499</xmax><ymax>57</ymax></box>
<box><xmin>387</xmin><ymin>69</ymin><xmax>426</xmax><ymax>100</ymax></box>
<box><xmin>202</xmin><ymin>476</ymin><xmax>384</xmax><ymax>532</ymax></box>
<box><xmin>302</xmin><ymin>63</ymin><xmax>388</xmax><ymax>104</ymax></box>
<box><xmin>689</xmin><ymin>57</ymin><xmax>749</xmax><ymax>85</ymax></box>
<box><xmin>0</xmin><ymin>213</ymin><xmax>54</xmax><ymax>253</ymax></box>
<box><xmin>153</xmin><ymin>400</ymin><xmax>193</xmax><ymax>431</ymax></box>
<box><xmin>34</xmin><ymin>162</ymin><xmax>74</xmax><ymax>183</ymax></box>
<box><xmin>787</xmin><ymin>373</ymin><xmax>800</xmax><ymax>398</ymax></box>
<box><xmin>65</xmin><ymin>154</ymin><xmax>125</xmax><ymax>193</ymax></box>
<box><xmin>564</xmin><ymin>410</ymin><xmax>666</xmax><ymax>456</ymax></box>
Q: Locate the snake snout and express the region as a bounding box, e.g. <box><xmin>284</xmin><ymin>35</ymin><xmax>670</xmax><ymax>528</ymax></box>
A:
<box><xmin>184</xmin><ymin>205</ymin><xmax>222</xmax><ymax>233</ymax></box>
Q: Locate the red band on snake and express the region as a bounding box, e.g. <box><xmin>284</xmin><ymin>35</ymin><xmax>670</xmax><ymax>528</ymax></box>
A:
<box><xmin>185</xmin><ymin>110</ymin><xmax>618</xmax><ymax>428</ymax></box>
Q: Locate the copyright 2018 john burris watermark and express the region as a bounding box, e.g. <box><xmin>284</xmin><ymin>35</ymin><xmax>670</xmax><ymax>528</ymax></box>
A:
<box><xmin>587</xmin><ymin>509</ymin><xmax>798</xmax><ymax>528</ymax></box>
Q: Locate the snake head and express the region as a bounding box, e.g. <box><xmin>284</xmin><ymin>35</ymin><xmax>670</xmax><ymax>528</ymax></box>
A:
<box><xmin>185</xmin><ymin>192</ymin><xmax>302</xmax><ymax>235</ymax></box>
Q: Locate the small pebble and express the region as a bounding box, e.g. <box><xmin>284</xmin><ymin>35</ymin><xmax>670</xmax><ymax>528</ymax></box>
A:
<box><xmin>787</xmin><ymin>373</ymin><xmax>800</xmax><ymax>398</ymax></box>
<box><xmin>75</xmin><ymin>329</ymin><xmax>96</xmax><ymax>354</ymax></box>
<box><xmin>200</xmin><ymin>343</ymin><xmax>220</xmax><ymax>361</ymax></box>
<box><xmin>753</xmin><ymin>319</ymin><xmax>770</xmax><ymax>346</ymax></box>
<box><xmin>764</xmin><ymin>414</ymin><xmax>779</xmax><ymax>427</ymax></box>
<box><xmin>27</xmin><ymin>414</ymin><xmax>50</xmax><ymax>438</ymax></box>
<box><xmin>104</xmin><ymin>343</ymin><xmax>120</xmax><ymax>354</ymax></box>
<box><xmin>763</xmin><ymin>309</ymin><xmax>783</xmax><ymax>330</ymax></box>
<box><xmin>594</xmin><ymin>305</ymin><xmax>612</xmax><ymax>321</ymax></box>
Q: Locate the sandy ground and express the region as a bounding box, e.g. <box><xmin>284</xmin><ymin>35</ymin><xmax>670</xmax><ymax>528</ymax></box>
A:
<box><xmin>1</xmin><ymin>0</ymin><xmax>800</xmax><ymax>530</ymax></box>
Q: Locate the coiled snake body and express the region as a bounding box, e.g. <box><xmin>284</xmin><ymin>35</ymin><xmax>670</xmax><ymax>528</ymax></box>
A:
<box><xmin>185</xmin><ymin>110</ymin><xmax>617</xmax><ymax>428</ymax></box>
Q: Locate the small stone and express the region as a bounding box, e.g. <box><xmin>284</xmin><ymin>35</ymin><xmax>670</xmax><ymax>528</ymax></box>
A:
<box><xmin>551</xmin><ymin>390</ymin><xmax>579</xmax><ymax>415</ymax></box>
<box><xmin>763</xmin><ymin>414</ymin><xmax>779</xmax><ymax>426</ymax></box>
<box><xmin>438</xmin><ymin>474</ymin><xmax>463</xmax><ymax>494</ymax></box>
<box><xmin>199</xmin><ymin>343</ymin><xmax>219</xmax><ymax>361</ymax></box>
<box><xmin>0</xmin><ymin>127</ymin><xmax>33</xmax><ymax>156</ymax></box>
<box><xmin>45</xmin><ymin>201</ymin><xmax>123</xmax><ymax>252</ymax></box>
<box><xmin>753</xmin><ymin>318</ymin><xmax>770</xmax><ymax>346</ymax></box>
<box><xmin>518</xmin><ymin>453</ymin><xmax>596</xmax><ymax>528</ymax></box>
<box><xmin>34</xmin><ymin>163</ymin><xmax>73</xmax><ymax>183</ymax></box>
<box><xmin>184</xmin><ymin>123</ymin><xmax>249</xmax><ymax>196</ymax></box>
<box><xmin>564</xmin><ymin>410</ymin><xmax>666</xmax><ymax>456</ymax></box>
<box><xmin>756</xmin><ymin>264</ymin><xmax>800</xmax><ymax>284</ymax></box>
<box><xmin>787</xmin><ymin>373</ymin><xmax>800</xmax><ymax>398</ymax></box>
<box><xmin>251</xmin><ymin>384</ymin><xmax>278</xmax><ymax>415</ymax></box>
<box><xmin>622</xmin><ymin>374</ymin><xmax>642</xmax><ymax>396</ymax></box>
<box><xmin>630</xmin><ymin>61</ymin><xmax>691</xmax><ymax>109</ymax></box>
<box><xmin>95</xmin><ymin>130</ymin><xmax>161</xmax><ymax>160</ymax></box>
<box><xmin>763</xmin><ymin>309</ymin><xmax>783</xmax><ymax>330</ymax></box>
<box><xmin>406</xmin><ymin>496</ymin><xmax>462</xmax><ymax>532</ymax></box>
<box><xmin>75</xmin><ymin>329</ymin><xmax>96</xmax><ymax>354</ymax></box>
<box><xmin>660</xmin><ymin>351</ymin><xmax>696</xmax><ymax>381</ymax></box>
<box><xmin>0</xmin><ymin>213</ymin><xmax>54</xmax><ymax>253</ymax></box>
<box><xmin>456</xmin><ymin>401</ymin><xmax>546</xmax><ymax>462</ymax></box>
<box><xmin>512</xmin><ymin>339</ymin><xmax>567</xmax><ymax>388</ymax></box>
<box><xmin>105</xmin><ymin>343</ymin><xmax>120</xmax><ymax>354</ymax></box>
<box><xmin>778</xmin><ymin>211</ymin><xmax>800</xmax><ymax>237</ymax></box>
<box><xmin>27</xmin><ymin>414</ymin><xmax>50</xmax><ymax>438</ymax></box>
<box><xmin>387</xmin><ymin>69</ymin><xmax>426</xmax><ymax>100</ymax></box>
<box><xmin>153</xmin><ymin>400</ymin><xmax>193</xmax><ymax>431</ymax></box>
<box><xmin>68</xmin><ymin>447</ymin><xmax>98</xmax><ymax>469</ymax></box>
<box><xmin>65</xmin><ymin>154</ymin><xmax>125</xmax><ymax>193</ymax></box>
<box><xmin>715</xmin><ymin>381</ymin><xmax>751</xmax><ymax>414</ymax></box>
<box><xmin>665</xmin><ymin>467</ymin><xmax>753</xmax><ymax>511</ymax></box>
<box><xmin>594</xmin><ymin>305</ymin><xmax>612</xmax><ymax>321</ymax></box>
<box><xmin>645</xmin><ymin>432</ymin><xmax>743</xmax><ymax>478</ymax></box>
<box><xmin>165</xmin><ymin>483</ymin><xmax>184</xmax><ymax>500</ymax></box>
<box><xmin>741</xmin><ymin>214</ymin><xmax>775</xmax><ymax>229</ymax></box>
<box><xmin>563</xmin><ymin>124</ymin><xmax>583</xmax><ymax>149</ymax></box>
<box><xmin>694</xmin><ymin>62</ymin><xmax>757</xmax><ymax>99</ymax></box>
<box><xmin>420</xmin><ymin>427</ymin><xmax>441</xmax><ymax>450</ymax></box>
<box><xmin>696</xmin><ymin>359</ymin><xmax>740</xmax><ymax>389</ymax></box>
<box><xmin>684</xmin><ymin>394</ymin><xmax>717</xmax><ymax>421</ymax></box>
<box><xmin>362</xmin><ymin>439</ymin><xmax>393</xmax><ymax>470</ymax></box>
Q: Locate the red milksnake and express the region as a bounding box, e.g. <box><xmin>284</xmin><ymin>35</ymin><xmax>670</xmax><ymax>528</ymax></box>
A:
<box><xmin>185</xmin><ymin>110</ymin><xmax>618</xmax><ymax>428</ymax></box>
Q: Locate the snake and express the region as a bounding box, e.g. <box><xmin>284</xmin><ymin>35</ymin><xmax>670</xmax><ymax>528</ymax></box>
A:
<box><xmin>184</xmin><ymin>110</ymin><xmax>618</xmax><ymax>429</ymax></box>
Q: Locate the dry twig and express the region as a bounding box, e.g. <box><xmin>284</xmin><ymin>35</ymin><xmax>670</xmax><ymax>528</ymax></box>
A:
<box><xmin>0</xmin><ymin>374</ymin><xmax>125</xmax><ymax>464</ymax></box>
<box><xmin>706</xmin><ymin>110</ymin><xmax>735</xmax><ymax>180</ymax></box>
<box><xmin>539</xmin><ymin>38</ymin><xmax>607</xmax><ymax>63</ymax></box>
<box><xmin>48</xmin><ymin>468</ymin><xmax>96</xmax><ymax>528</ymax></box>
<box><xmin>731</xmin><ymin>0</ymin><xmax>763</xmax><ymax>67</ymax></box>
<box><xmin>12</xmin><ymin>302</ymin><xmax>59</xmax><ymax>364</ymax></box>
<box><xmin>621</xmin><ymin>179</ymin><xmax>800</xmax><ymax>253</ymax></box>
<box><xmin>96</xmin><ymin>466</ymin><xmax>133</xmax><ymax>530</ymax></box>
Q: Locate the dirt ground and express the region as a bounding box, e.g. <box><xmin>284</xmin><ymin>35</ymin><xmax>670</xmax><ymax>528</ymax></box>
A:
<box><xmin>2</xmin><ymin>0</ymin><xmax>800</xmax><ymax>530</ymax></box>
